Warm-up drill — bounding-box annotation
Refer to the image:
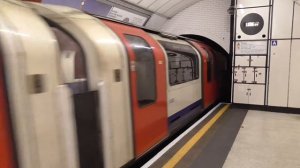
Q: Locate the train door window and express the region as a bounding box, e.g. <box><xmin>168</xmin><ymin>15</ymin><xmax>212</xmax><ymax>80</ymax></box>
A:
<box><xmin>203</xmin><ymin>48</ymin><xmax>213</xmax><ymax>82</ymax></box>
<box><xmin>158</xmin><ymin>41</ymin><xmax>199</xmax><ymax>86</ymax></box>
<box><xmin>51</xmin><ymin>27</ymin><xmax>88</xmax><ymax>94</ymax></box>
<box><xmin>125</xmin><ymin>35</ymin><xmax>156</xmax><ymax>107</ymax></box>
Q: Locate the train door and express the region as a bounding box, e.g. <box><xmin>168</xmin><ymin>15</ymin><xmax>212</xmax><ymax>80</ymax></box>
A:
<box><xmin>190</xmin><ymin>41</ymin><xmax>218</xmax><ymax>108</ymax></box>
<box><xmin>49</xmin><ymin>25</ymin><xmax>101</xmax><ymax>168</ymax></box>
<box><xmin>0</xmin><ymin>43</ymin><xmax>15</xmax><ymax>168</ymax></box>
<box><xmin>103</xmin><ymin>21</ymin><xmax>168</xmax><ymax>156</ymax></box>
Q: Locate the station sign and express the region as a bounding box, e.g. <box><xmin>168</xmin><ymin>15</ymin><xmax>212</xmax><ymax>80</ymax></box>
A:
<box><xmin>107</xmin><ymin>7</ymin><xmax>148</xmax><ymax>26</ymax></box>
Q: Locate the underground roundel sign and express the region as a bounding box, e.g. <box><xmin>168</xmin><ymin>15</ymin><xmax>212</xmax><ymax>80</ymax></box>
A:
<box><xmin>240</xmin><ymin>13</ymin><xmax>264</xmax><ymax>35</ymax></box>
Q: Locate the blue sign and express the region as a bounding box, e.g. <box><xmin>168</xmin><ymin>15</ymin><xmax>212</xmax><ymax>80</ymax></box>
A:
<box><xmin>272</xmin><ymin>40</ymin><xmax>278</xmax><ymax>46</ymax></box>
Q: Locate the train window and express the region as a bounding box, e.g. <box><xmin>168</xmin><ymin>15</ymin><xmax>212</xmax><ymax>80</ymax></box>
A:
<box><xmin>158</xmin><ymin>41</ymin><xmax>199</xmax><ymax>86</ymax></box>
<box><xmin>125</xmin><ymin>35</ymin><xmax>156</xmax><ymax>107</ymax></box>
<box><xmin>51</xmin><ymin>27</ymin><xmax>88</xmax><ymax>94</ymax></box>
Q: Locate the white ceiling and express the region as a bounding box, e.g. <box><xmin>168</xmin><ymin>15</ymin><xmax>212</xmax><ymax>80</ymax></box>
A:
<box><xmin>123</xmin><ymin>0</ymin><xmax>202</xmax><ymax>18</ymax></box>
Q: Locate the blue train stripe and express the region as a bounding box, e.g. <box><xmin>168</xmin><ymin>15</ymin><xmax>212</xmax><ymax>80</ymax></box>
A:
<box><xmin>168</xmin><ymin>99</ymin><xmax>203</xmax><ymax>123</ymax></box>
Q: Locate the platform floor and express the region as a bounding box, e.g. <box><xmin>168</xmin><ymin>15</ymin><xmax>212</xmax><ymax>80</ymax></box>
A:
<box><xmin>142</xmin><ymin>104</ymin><xmax>300</xmax><ymax>168</ymax></box>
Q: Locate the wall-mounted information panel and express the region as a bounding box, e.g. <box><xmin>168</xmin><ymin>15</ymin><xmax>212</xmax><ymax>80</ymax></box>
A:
<box><xmin>232</xmin><ymin>0</ymin><xmax>300</xmax><ymax>108</ymax></box>
<box><xmin>235</xmin><ymin>41</ymin><xmax>268</xmax><ymax>55</ymax></box>
<box><xmin>236</xmin><ymin>7</ymin><xmax>270</xmax><ymax>40</ymax></box>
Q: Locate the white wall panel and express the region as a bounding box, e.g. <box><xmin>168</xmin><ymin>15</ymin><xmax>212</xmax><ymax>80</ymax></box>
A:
<box><xmin>254</xmin><ymin>68</ymin><xmax>266</xmax><ymax>84</ymax></box>
<box><xmin>235</xmin><ymin>56</ymin><xmax>249</xmax><ymax>66</ymax></box>
<box><xmin>244</xmin><ymin>67</ymin><xmax>254</xmax><ymax>83</ymax></box>
<box><xmin>268</xmin><ymin>40</ymin><xmax>291</xmax><ymax>107</ymax></box>
<box><xmin>272</xmin><ymin>0</ymin><xmax>294</xmax><ymax>39</ymax></box>
<box><xmin>234</xmin><ymin>67</ymin><xmax>244</xmax><ymax>83</ymax></box>
<box><xmin>288</xmin><ymin>40</ymin><xmax>300</xmax><ymax>108</ymax></box>
<box><xmin>251</xmin><ymin>56</ymin><xmax>266</xmax><ymax>67</ymax></box>
<box><xmin>248</xmin><ymin>85</ymin><xmax>265</xmax><ymax>105</ymax></box>
<box><xmin>234</xmin><ymin>84</ymin><xmax>265</xmax><ymax>105</ymax></box>
<box><xmin>234</xmin><ymin>84</ymin><xmax>249</xmax><ymax>104</ymax></box>
<box><xmin>237</xmin><ymin>0</ymin><xmax>270</xmax><ymax>8</ymax></box>
<box><xmin>293</xmin><ymin>3</ymin><xmax>300</xmax><ymax>38</ymax></box>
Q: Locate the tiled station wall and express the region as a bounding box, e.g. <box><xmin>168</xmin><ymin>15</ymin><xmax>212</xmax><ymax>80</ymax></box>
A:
<box><xmin>145</xmin><ymin>14</ymin><xmax>169</xmax><ymax>30</ymax></box>
<box><xmin>232</xmin><ymin>0</ymin><xmax>300</xmax><ymax>108</ymax></box>
<box><xmin>161</xmin><ymin>0</ymin><xmax>232</xmax><ymax>53</ymax></box>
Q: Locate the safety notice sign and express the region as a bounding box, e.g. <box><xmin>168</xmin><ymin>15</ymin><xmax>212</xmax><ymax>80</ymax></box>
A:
<box><xmin>235</xmin><ymin>41</ymin><xmax>268</xmax><ymax>54</ymax></box>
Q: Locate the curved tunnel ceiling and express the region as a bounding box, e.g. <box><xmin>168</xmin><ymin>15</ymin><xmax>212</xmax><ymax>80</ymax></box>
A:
<box><xmin>123</xmin><ymin>0</ymin><xmax>203</xmax><ymax>18</ymax></box>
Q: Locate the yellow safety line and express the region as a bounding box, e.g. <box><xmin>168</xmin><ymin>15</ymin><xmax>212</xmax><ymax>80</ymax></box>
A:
<box><xmin>163</xmin><ymin>104</ymin><xmax>231</xmax><ymax>168</ymax></box>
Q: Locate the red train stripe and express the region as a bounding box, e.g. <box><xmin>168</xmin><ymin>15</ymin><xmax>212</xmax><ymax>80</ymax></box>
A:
<box><xmin>0</xmin><ymin>52</ymin><xmax>15</xmax><ymax>168</ymax></box>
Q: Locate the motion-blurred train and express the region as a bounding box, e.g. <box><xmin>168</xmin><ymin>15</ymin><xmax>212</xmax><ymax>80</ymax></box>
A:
<box><xmin>0</xmin><ymin>1</ymin><xmax>229</xmax><ymax>168</ymax></box>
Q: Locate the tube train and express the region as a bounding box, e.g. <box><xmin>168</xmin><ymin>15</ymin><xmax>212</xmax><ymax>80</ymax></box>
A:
<box><xmin>0</xmin><ymin>1</ymin><xmax>228</xmax><ymax>168</ymax></box>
